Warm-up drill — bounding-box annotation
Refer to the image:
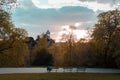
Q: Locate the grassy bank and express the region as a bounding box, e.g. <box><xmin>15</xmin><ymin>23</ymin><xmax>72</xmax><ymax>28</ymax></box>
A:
<box><xmin>0</xmin><ymin>73</ymin><xmax>120</xmax><ymax>80</ymax></box>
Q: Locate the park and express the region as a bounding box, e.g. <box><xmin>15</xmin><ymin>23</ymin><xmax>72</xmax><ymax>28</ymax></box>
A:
<box><xmin>0</xmin><ymin>0</ymin><xmax>120</xmax><ymax>80</ymax></box>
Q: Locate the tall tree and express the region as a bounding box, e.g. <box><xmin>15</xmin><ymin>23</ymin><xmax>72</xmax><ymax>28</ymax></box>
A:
<box><xmin>31</xmin><ymin>36</ymin><xmax>54</xmax><ymax>66</ymax></box>
<box><xmin>49</xmin><ymin>43</ymin><xmax>65</xmax><ymax>66</ymax></box>
<box><xmin>0</xmin><ymin>3</ymin><xmax>29</xmax><ymax>67</ymax></box>
<box><xmin>0</xmin><ymin>8</ymin><xmax>28</xmax><ymax>53</ymax></box>
<box><xmin>92</xmin><ymin>10</ymin><xmax>120</xmax><ymax>68</ymax></box>
<box><xmin>61</xmin><ymin>25</ymin><xmax>77</xmax><ymax>66</ymax></box>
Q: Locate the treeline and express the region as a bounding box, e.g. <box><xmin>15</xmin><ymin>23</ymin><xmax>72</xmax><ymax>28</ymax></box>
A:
<box><xmin>27</xmin><ymin>10</ymin><xmax>120</xmax><ymax>68</ymax></box>
<box><xmin>49</xmin><ymin>10</ymin><xmax>120</xmax><ymax>68</ymax></box>
<box><xmin>0</xmin><ymin>1</ymin><xmax>120</xmax><ymax>68</ymax></box>
<box><xmin>26</xmin><ymin>31</ymin><xmax>55</xmax><ymax>66</ymax></box>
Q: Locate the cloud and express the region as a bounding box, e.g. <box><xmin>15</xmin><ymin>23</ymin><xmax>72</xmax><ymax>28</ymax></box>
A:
<box><xmin>31</xmin><ymin>0</ymin><xmax>80</xmax><ymax>9</ymax></box>
<box><xmin>12</xmin><ymin>5</ymin><xmax>96</xmax><ymax>29</ymax></box>
<box><xmin>56</xmin><ymin>24</ymin><xmax>88</xmax><ymax>42</ymax></box>
<box><xmin>31</xmin><ymin>0</ymin><xmax>120</xmax><ymax>12</ymax></box>
<box><xmin>12</xmin><ymin>0</ymin><xmax>97</xmax><ymax>40</ymax></box>
<box><xmin>12</xmin><ymin>0</ymin><xmax>120</xmax><ymax>41</ymax></box>
<box><xmin>75</xmin><ymin>21</ymin><xmax>97</xmax><ymax>30</ymax></box>
<box><xmin>79</xmin><ymin>0</ymin><xmax>120</xmax><ymax>4</ymax></box>
<box><xmin>17</xmin><ymin>0</ymin><xmax>35</xmax><ymax>9</ymax></box>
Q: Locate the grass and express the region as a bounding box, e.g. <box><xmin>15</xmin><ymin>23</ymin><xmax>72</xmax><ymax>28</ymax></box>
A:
<box><xmin>0</xmin><ymin>73</ymin><xmax>120</xmax><ymax>80</ymax></box>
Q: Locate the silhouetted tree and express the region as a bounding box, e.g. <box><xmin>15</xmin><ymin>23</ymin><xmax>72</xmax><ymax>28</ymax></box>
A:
<box><xmin>91</xmin><ymin>10</ymin><xmax>120</xmax><ymax>68</ymax></box>
<box><xmin>32</xmin><ymin>48</ymin><xmax>53</xmax><ymax>66</ymax></box>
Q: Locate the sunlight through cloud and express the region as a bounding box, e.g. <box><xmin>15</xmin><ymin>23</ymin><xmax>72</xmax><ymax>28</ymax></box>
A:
<box><xmin>56</xmin><ymin>24</ymin><xmax>88</xmax><ymax>42</ymax></box>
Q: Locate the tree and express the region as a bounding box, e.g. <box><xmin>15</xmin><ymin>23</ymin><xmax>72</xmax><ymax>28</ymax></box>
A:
<box><xmin>0</xmin><ymin>9</ymin><xmax>14</xmax><ymax>53</ymax></box>
<box><xmin>40</xmin><ymin>30</ymin><xmax>55</xmax><ymax>47</ymax></box>
<box><xmin>32</xmin><ymin>48</ymin><xmax>53</xmax><ymax>66</ymax></box>
<box><xmin>71</xmin><ymin>39</ymin><xmax>91</xmax><ymax>67</ymax></box>
<box><xmin>0</xmin><ymin>9</ymin><xmax>12</xmax><ymax>39</ymax></box>
<box><xmin>91</xmin><ymin>10</ymin><xmax>120</xmax><ymax>68</ymax></box>
<box><xmin>0</xmin><ymin>7</ymin><xmax>29</xmax><ymax>67</ymax></box>
<box><xmin>31</xmin><ymin>35</ymin><xmax>54</xmax><ymax>66</ymax></box>
<box><xmin>0</xmin><ymin>0</ymin><xmax>17</xmax><ymax>11</ymax></box>
<box><xmin>48</xmin><ymin>43</ymin><xmax>65</xmax><ymax>66</ymax></box>
<box><xmin>0</xmin><ymin>9</ymin><xmax>28</xmax><ymax>53</ymax></box>
<box><xmin>12</xmin><ymin>28</ymin><xmax>28</xmax><ymax>40</ymax></box>
<box><xmin>61</xmin><ymin>25</ymin><xmax>77</xmax><ymax>66</ymax></box>
<box><xmin>31</xmin><ymin>37</ymin><xmax>47</xmax><ymax>63</ymax></box>
<box><xmin>26</xmin><ymin>37</ymin><xmax>36</xmax><ymax>65</ymax></box>
<box><xmin>0</xmin><ymin>0</ymin><xmax>17</xmax><ymax>6</ymax></box>
<box><xmin>0</xmin><ymin>40</ymin><xmax>29</xmax><ymax>67</ymax></box>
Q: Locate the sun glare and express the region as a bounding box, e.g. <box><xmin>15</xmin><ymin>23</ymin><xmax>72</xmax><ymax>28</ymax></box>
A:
<box><xmin>75</xmin><ymin>22</ymin><xmax>81</xmax><ymax>27</ymax></box>
<box><xmin>74</xmin><ymin>30</ymin><xmax>88</xmax><ymax>40</ymax></box>
<box><xmin>56</xmin><ymin>25</ymin><xmax>88</xmax><ymax>42</ymax></box>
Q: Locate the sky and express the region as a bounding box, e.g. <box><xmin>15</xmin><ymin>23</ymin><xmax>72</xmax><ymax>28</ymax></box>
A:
<box><xmin>11</xmin><ymin>0</ymin><xmax>120</xmax><ymax>42</ymax></box>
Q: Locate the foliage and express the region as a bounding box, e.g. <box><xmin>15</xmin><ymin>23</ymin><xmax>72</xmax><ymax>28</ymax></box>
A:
<box><xmin>0</xmin><ymin>0</ymin><xmax>17</xmax><ymax>11</ymax></box>
<box><xmin>32</xmin><ymin>48</ymin><xmax>53</xmax><ymax>66</ymax></box>
<box><xmin>0</xmin><ymin>9</ymin><xmax>28</xmax><ymax>53</ymax></box>
<box><xmin>0</xmin><ymin>40</ymin><xmax>29</xmax><ymax>67</ymax></box>
<box><xmin>49</xmin><ymin>43</ymin><xmax>66</xmax><ymax>66</ymax></box>
<box><xmin>91</xmin><ymin>10</ymin><xmax>120</xmax><ymax>68</ymax></box>
<box><xmin>0</xmin><ymin>0</ymin><xmax>17</xmax><ymax>6</ymax></box>
<box><xmin>31</xmin><ymin>37</ymin><xmax>54</xmax><ymax>66</ymax></box>
<box><xmin>0</xmin><ymin>8</ymin><xmax>29</xmax><ymax>67</ymax></box>
<box><xmin>49</xmin><ymin>10</ymin><xmax>120</xmax><ymax>68</ymax></box>
<box><xmin>0</xmin><ymin>9</ymin><xmax>12</xmax><ymax>39</ymax></box>
<box><xmin>60</xmin><ymin>26</ymin><xmax>77</xmax><ymax>66</ymax></box>
<box><xmin>0</xmin><ymin>5</ymin><xmax>120</xmax><ymax>68</ymax></box>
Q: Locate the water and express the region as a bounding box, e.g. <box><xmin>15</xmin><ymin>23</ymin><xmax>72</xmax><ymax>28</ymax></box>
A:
<box><xmin>0</xmin><ymin>67</ymin><xmax>120</xmax><ymax>74</ymax></box>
